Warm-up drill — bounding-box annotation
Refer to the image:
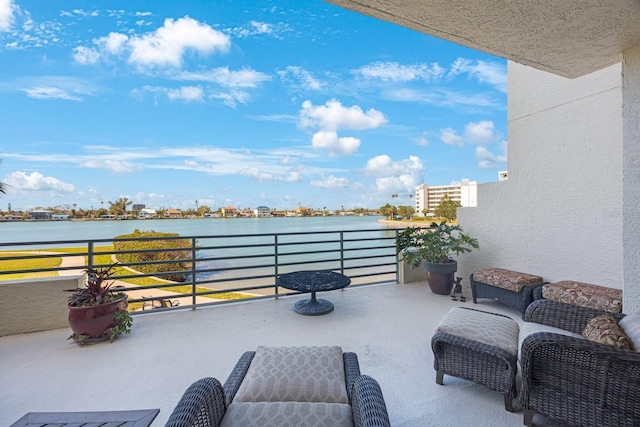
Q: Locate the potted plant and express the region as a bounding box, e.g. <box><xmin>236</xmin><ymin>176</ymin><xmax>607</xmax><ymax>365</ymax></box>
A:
<box><xmin>396</xmin><ymin>221</ymin><xmax>479</xmax><ymax>295</ymax></box>
<box><xmin>67</xmin><ymin>263</ymin><xmax>132</xmax><ymax>345</ymax></box>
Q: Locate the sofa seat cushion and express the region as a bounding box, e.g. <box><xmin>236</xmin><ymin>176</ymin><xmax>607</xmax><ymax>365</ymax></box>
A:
<box><xmin>619</xmin><ymin>310</ymin><xmax>640</xmax><ymax>352</ymax></box>
<box><xmin>435</xmin><ymin>307</ymin><xmax>520</xmax><ymax>357</ymax></box>
<box><xmin>583</xmin><ymin>314</ymin><xmax>632</xmax><ymax>350</ymax></box>
<box><xmin>220</xmin><ymin>402</ymin><xmax>353</xmax><ymax>427</ymax></box>
<box><xmin>234</xmin><ymin>346</ymin><xmax>349</xmax><ymax>404</ymax></box>
<box><xmin>542</xmin><ymin>281</ymin><xmax>622</xmax><ymax>313</ymax></box>
<box><xmin>518</xmin><ymin>322</ymin><xmax>583</xmax><ymax>362</ymax></box>
<box><xmin>473</xmin><ymin>268</ymin><xmax>543</xmax><ymax>292</ymax></box>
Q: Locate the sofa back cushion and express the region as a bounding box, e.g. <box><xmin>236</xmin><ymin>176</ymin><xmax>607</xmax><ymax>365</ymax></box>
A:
<box><xmin>619</xmin><ymin>310</ymin><xmax>640</xmax><ymax>352</ymax></box>
<box><xmin>582</xmin><ymin>314</ymin><xmax>632</xmax><ymax>350</ymax></box>
<box><xmin>233</xmin><ymin>346</ymin><xmax>349</xmax><ymax>404</ymax></box>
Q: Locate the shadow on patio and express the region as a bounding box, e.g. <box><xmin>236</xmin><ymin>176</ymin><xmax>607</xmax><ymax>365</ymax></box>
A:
<box><xmin>0</xmin><ymin>282</ymin><xmax>564</xmax><ymax>426</ymax></box>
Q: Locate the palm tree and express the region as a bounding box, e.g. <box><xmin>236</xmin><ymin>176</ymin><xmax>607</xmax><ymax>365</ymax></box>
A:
<box><xmin>0</xmin><ymin>159</ymin><xmax>7</xmax><ymax>196</ymax></box>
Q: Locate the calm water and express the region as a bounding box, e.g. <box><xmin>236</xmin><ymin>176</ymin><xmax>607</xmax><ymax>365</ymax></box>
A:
<box><xmin>0</xmin><ymin>215</ymin><xmax>393</xmax><ymax>244</ymax></box>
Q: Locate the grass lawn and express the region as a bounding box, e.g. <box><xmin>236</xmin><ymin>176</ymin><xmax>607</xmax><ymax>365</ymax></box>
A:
<box><xmin>0</xmin><ymin>252</ymin><xmax>61</xmax><ymax>280</ymax></box>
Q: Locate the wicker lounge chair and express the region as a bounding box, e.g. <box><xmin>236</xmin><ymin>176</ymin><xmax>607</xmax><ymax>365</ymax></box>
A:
<box><xmin>520</xmin><ymin>299</ymin><xmax>640</xmax><ymax>427</ymax></box>
<box><xmin>165</xmin><ymin>346</ymin><xmax>391</xmax><ymax>427</ymax></box>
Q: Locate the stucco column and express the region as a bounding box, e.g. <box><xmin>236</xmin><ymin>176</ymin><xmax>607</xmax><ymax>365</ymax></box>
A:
<box><xmin>623</xmin><ymin>45</ymin><xmax>640</xmax><ymax>312</ymax></box>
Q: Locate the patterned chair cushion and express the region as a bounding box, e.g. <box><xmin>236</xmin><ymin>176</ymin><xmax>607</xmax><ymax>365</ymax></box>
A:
<box><xmin>582</xmin><ymin>314</ymin><xmax>632</xmax><ymax>350</ymax></box>
<box><xmin>435</xmin><ymin>307</ymin><xmax>520</xmax><ymax>357</ymax></box>
<box><xmin>542</xmin><ymin>281</ymin><xmax>622</xmax><ymax>313</ymax></box>
<box><xmin>473</xmin><ymin>268</ymin><xmax>543</xmax><ymax>292</ymax></box>
<box><xmin>220</xmin><ymin>402</ymin><xmax>353</xmax><ymax>427</ymax></box>
<box><xmin>234</xmin><ymin>346</ymin><xmax>349</xmax><ymax>404</ymax></box>
<box><xmin>619</xmin><ymin>309</ymin><xmax>640</xmax><ymax>352</ymax></box>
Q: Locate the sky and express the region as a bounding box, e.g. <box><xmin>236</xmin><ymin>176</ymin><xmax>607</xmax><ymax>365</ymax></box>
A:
<box><xmin>0</xmin><ymin>0</ymin><xmax>507</xmax><ymax>212</ymax></box>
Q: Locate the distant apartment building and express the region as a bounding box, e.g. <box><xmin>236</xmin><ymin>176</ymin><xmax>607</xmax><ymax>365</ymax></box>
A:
<box><xmin>254</xmin><ymin>206</ymin><xmax>271</xmax><ymax>217</ymax></box>
<box><xmin>415</xmin><ymin>179</ymin><xmax>478</xmax><ymax>215</ymax></box>
<box><xmin>132</xmin><ymin>204</ymin><xmax>145</xmax><ymax>211</ymax></box>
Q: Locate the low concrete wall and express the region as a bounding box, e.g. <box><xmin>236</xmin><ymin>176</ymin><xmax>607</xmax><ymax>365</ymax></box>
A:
<box><xmin>0</xmin><ymin>276</ymin><xmax>82</xmax><ymax>337</ymax></box>
<box><xmin>398</xmin><ymin>256</ymin><xmax>426</xmax><ymax>284</ymax></box>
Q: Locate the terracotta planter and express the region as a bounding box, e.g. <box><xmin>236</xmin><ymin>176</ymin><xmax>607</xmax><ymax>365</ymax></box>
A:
<box><xmin>68</xmin><ymin>295</ymin><xmax>128</xmax><ymax>338</ymax></box>
<box><xmin>424</xmin><ymin>260</ymin><xmax>457</xmax><ymax>295</ymax></box>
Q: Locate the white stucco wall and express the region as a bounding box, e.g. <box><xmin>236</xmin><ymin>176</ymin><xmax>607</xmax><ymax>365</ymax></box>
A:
<box><xmin>622</xmin><ymin>45</ymin><xmax>640</xmax><ymax>310</ymax></box>
<box><xmin>458</xmin><ymin>61</ymin><xmax>626</xmax><ymax>299</ymax></box>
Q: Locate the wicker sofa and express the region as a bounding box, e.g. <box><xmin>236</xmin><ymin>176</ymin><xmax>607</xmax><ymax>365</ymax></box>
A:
<box><xmin>165</xmin><ymin>346</ymin><xmax>391</xmax><ymax>427</ymax></box>
<box><xmin>520</xmin><ymin>299</ymin><xmax>640</xmax><ymax>427</ymax></box>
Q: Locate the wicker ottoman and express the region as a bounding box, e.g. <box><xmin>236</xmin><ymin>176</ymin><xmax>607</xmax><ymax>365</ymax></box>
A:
<box><xmin>431</xmin><ymin>307</ymin><xmax>519</xmax><ymax>412</ymax></box>
<box><xmin>535</xmin><ymin>280</ymin><xmax>623</xmax><ymax>313</ymax></box>
<box><xmin>470</xmin><ymin>268</ymin><xmax>544</xmax><ymax>318</ymax></box>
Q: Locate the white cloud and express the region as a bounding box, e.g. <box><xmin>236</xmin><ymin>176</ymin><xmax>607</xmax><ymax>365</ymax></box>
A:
<box><xmin>209</xmin><ymin>89</ymin><xmax>251</xmax><ymax>108</ymax></box>
<box><xmin>22</xmin><ymin>86</ymin><xmax>82</xmax><ymax>101</ymax></box>
<box><xmin>72</xmin><ymin>46</ymin><xmax>100</xmax><ymax>64</ymax></box>
<box><xmin>464</xmin><ymin>120</ymin><xmax>495</xmax><ymax>144</ymax></box>
<box><xmin>299</xmin><ymin>99</ymin><xmax>387</xmax><ymax>131</ymax></box>
<box><xmin>128</xmin><ymin>17</ymin><xmax>230</xmax><ymax>67</ymax></box>
<box><xmin>227</xmin><ymin>20</ymin><xmax>290</xmax><ymax>39</ymax></box>
<box><xmin>363</xmin><ymin>154</ymin><xmax>424</xmax><ymax>195</ymax></box>
<box><xmin>97</xmin><ymin>32</ymin><xmax>129</xmax><ymax>54</ymax></box>
<box><xmin>240</xmin><ymin>167</ymin><xmax>301</xmax><ymax>182</ymax></box>
<box><xmin>310</xmin><ymin>174</ymin><xmax>349</xmax><ymax>188</ymax></box>
<box><xmin>476</xmin><ymin>142</ymin><xmax>508</xmax><ymax>169</ymax></box>
<box><xmin>353</xmin><ymin>61</ymin><xmax>444</xmax><ymax>82</ymax></box>
<box><xmin>448</xmin><ymin>58</ymin><xmax>507</xmax><ymax>92</ymax></box>
<box><xmin>441</xmin><ymin>120</ymin><xmax>498</xmax><ymax>147</ymax></box>
<box><xmin>0</xmin><ymin>0</ymin><xmax>16</xmax><ymax>31</ymax></box>
<box><xmin>4</xmin><ymin>171</ymin><xmax>75</xmax><ymax>192</ymax></box>
<box><xmin>278</xmin><ymin>66</ymin><xmax>324</xmax><ymax>91</ymax></box>
<box><xmin>81</xmin><ymin>159</ymin><xmax>139</xmax><ymax>173</ymax></box>
<box><xmin>311</xmin><ymin>131</ymin><xmax>360</xmax><ymax>157</ymax></box>
<box><xmin>177</xmin><ymin>67</ymin><xmax>270</xmax><ymax>88</ymax></box>
<box><xmin>299</xmin><ymin>100</ymin><xmax>386</xmax><ymax>157</ymax></box>
<box><xmin>416</xmin><ymin>133</ymin><xmax>430</xmax><ymax>146</ymax></box>
<box><xmin>440</xmin><ymin>128</ymin><xmax>465</xmax><ymax>147</ymax></box>
<box><xmin>168</xmin><ymin>85</ymin><xmax>203</xmax><ymax>102</ymax></box>
<box><xmin>73</xmin><ymin>16</ymin><xmax>230</xmax><ymax>69</ymax></box>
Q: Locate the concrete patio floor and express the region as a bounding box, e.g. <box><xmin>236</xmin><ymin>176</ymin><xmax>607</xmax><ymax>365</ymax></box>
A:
<box><xmin>0</xmin><ymin>282</ymin><xmax>564</xmax><ymax>426</ymax></box>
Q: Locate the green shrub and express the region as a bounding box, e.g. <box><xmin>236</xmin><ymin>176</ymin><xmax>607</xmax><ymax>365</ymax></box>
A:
<box><xmin>114</xmin><ymin>229</ymin><xmax>192</xmax><ymax>282</ymax></box>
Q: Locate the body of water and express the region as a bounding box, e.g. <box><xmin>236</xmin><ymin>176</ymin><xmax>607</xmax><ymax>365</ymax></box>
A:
<box><xmin>0</xmin><ymin>215</ymin><xmax>393</xmax><ymax>244</ymax></box>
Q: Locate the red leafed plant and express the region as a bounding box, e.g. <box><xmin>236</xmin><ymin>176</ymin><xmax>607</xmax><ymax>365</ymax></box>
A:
<box><xmin>67</xmin><ymin>263</ymin><xmax>124</xmax><ymax>307</ymax></box>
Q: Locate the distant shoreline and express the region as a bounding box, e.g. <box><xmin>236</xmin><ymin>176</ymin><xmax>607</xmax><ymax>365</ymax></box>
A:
<box><xmin>377</xmin><ymin>219</ymin><xmax>432</xmax><ymax>228</ymax></box>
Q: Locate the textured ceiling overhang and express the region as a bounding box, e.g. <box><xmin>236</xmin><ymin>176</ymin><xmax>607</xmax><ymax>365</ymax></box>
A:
<box><xmin>326</xmin><ymin>0</ymin><xmax>640</xmax><ymax>78</ymax></box>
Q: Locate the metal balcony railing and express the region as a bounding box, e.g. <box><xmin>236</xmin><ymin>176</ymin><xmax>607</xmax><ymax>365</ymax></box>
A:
<box><xmin>0</xmin><ymin>228</ymin><xmax>401</xmax><ymax>314</ymax></box>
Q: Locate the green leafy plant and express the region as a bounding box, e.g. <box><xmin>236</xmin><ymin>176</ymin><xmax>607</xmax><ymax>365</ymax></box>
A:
<box><xmin>396</xmin><ymin>221</ymin><xmax>479</xmax><ymax>267</ymax></box>
<box><xmin>105</xmin><ymin>310</ymin><xmax>133</xmax><ymax>342</ymax></box>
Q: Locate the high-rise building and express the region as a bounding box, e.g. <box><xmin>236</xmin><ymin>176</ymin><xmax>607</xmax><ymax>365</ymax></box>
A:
<box><xmin>415</xmin><ymin>179</ymin><xmax>477</xmax><ymax>215</ymax></box>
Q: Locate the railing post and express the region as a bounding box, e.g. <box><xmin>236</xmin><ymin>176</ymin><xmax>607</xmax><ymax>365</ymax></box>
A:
<box><xmin>340</xmin><ymin>231</ymin><xmax>345</xmax><ymax>274</ymax></box>
<box><xmin>395</xmin><ymin>229</ymin><xmax>399</xmax><ymax>284</ymax></box>
<box><xmin>88</xmin><ymin>241</ymin><xmax>94</xmax><ymax>269</ymax></box>
<box><xmin>191</xmin><ymin>237</ymin><xmax>197</xmax><ymax>310</ymax></box>
<box><xmin>274</xmin><ymin>234</ymin><xmax>279</xmax><ymax>298</ymax></box>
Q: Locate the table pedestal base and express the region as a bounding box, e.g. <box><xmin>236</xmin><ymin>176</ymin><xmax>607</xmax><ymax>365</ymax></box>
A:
<box><xmin>294</xmin><ymin>298</ymin><xmax>334</xmax><ymax>315</ymax></box>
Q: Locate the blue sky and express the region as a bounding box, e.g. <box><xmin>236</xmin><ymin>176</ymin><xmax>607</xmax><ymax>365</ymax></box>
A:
<box><xmin>0</xmin><ymin>0</ymin><xmax>507</xmax><ymax>212</ymax></box>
